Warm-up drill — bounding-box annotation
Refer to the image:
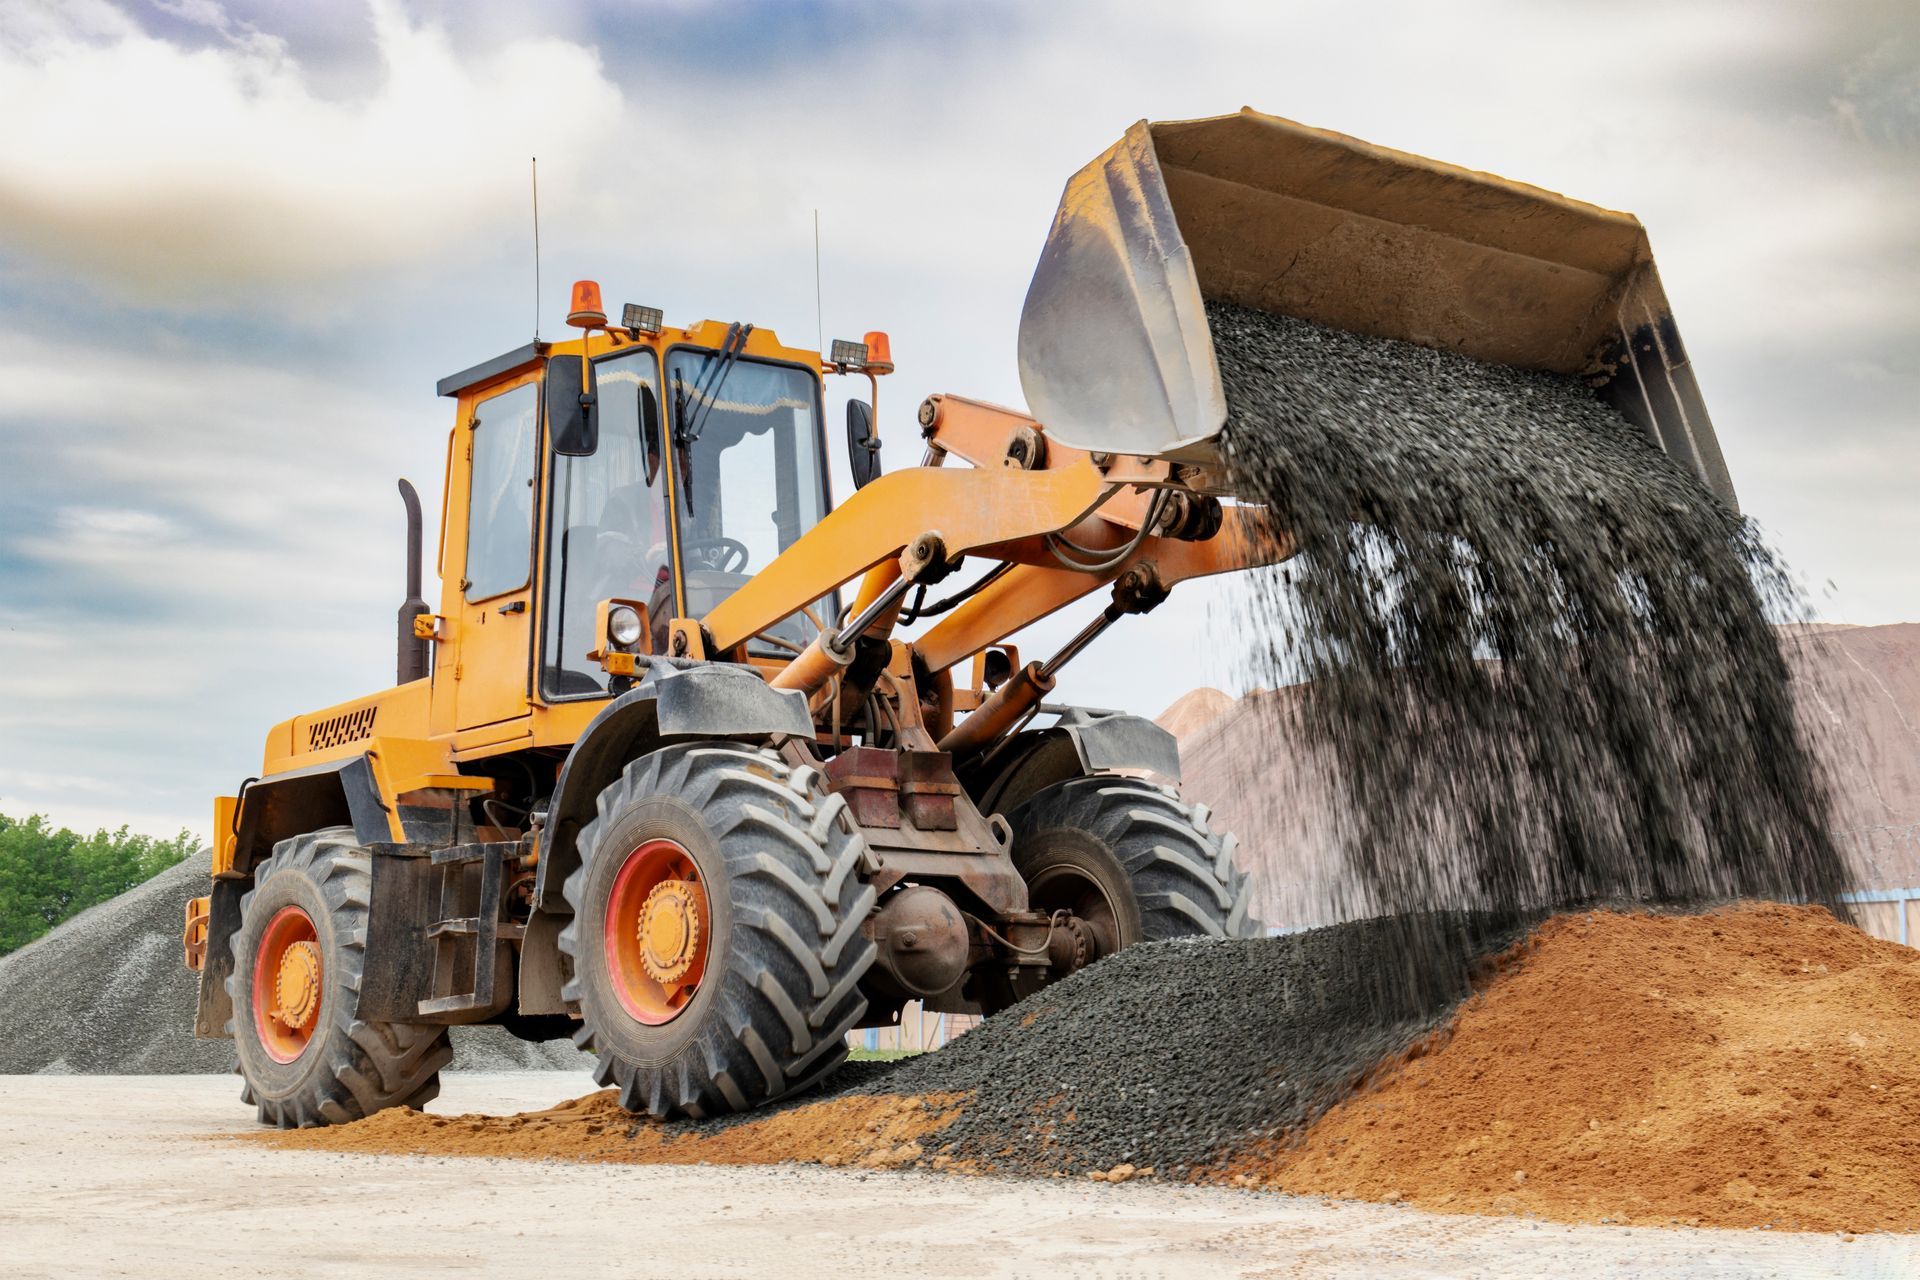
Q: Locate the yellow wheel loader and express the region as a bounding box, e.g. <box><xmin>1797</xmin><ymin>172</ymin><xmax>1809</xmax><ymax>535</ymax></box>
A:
<box><xmin>183</xmin><ymin>110</ymin><xmax>1732</xmax><ymax>1127</ymax></box>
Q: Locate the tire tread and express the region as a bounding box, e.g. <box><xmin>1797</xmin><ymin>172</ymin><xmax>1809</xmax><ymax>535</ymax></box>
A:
<box><xmin>227</xmin><ymin>827</ymin><xmax>453</xmax><ymax>1129</ymax></box>
<box><xmin>559</xmin><ymin>742</ymin><xmax>876</xmax><ymax>1120</ymax></box>
<box><xmin>1008</xmin><ymin>776</ymin><xmax>1261</xmax><ymax>944</ymax></box>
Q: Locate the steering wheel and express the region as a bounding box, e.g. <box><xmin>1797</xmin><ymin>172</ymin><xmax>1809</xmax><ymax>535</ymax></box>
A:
<box><xmin>681</xmin><ymin>537</ymin><xmax>750</xmax><ymax>574</ymax></box>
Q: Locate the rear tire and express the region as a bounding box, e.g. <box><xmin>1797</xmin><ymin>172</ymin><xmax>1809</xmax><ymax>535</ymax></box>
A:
<box><xmin>559</xmin><ymin>742</ymin><xmax>878</xmax><ymax>1119</ymax></box>
<box><xmin>226</xmin><ymin>828</ymin><xmax>454</xmax><ymax>1128</ymax></box>
<box><xmin>1007</xmin><ymin>775</ymin><xmax>1260</xmax><ymax>955</ymax></box>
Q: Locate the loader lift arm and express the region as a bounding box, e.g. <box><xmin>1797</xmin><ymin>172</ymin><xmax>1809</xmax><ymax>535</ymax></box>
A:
<box><xmin>698</xmin><ymin>394</ymin><xmax>1293</xmax><ymax>699</ymax></box>
<box><xmin>914</xmin><ymin>505</ymin><xmax>1282</xmax><ymax>674</ymax></box>
<box><xmin>699</xmin><ymin>456</ymin><xmax>1109</xmax><ymax>652</ymax></box>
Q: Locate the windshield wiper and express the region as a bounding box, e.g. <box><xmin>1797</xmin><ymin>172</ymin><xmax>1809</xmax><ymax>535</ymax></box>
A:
<box><xmin>673</xmin><ymin>322</ymin><xmax>753</xmax><ymax>516</ymax></box>
<box><xmin>672</xmin><ymin>371</ymin><xmax>694</xmax><ymax>517</ymax></box>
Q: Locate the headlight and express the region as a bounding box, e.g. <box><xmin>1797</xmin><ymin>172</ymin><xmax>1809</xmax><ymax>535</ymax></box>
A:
<box><xmin>607</xmin><ymin>605</ymin><xmax>643</xmax><ymax>649</ymax></box>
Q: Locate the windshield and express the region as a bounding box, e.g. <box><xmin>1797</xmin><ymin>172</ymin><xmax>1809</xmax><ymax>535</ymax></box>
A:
<box><xmin>542</xmin><ymin>348</ymin><xmax>668</xmax><ymax>697</ymax></box>
<box><xmin>667</xmin><ymin>350</ymin><xmax>834</xmax><ymax>653</ymax></box>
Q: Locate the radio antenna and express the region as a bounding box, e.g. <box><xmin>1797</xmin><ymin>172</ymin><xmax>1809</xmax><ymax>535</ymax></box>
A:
<box><xmin>532</xmin><ymin>157</ymin><xmax>542</xmax><ymax>342</ymax></box>
<box><xmin>813</xmin><ymin>208</ymin><xmax>824</xmax><ymax>355</ymax></box>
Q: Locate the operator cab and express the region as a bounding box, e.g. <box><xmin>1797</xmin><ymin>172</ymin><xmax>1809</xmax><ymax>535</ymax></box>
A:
<box><xmin>538</xmin><ymin>325</ymin><xmax>836</xmax><ymax>699</ymax></box>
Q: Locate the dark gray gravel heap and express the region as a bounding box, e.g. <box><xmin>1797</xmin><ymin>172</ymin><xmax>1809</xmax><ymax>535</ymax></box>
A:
<box><xmin>821</xmin><ymin>912</ymin><xmax>1520</xmax><ymax>1177</ymax></box>
<box><xmin>0</xmin><ymin>851</ymin><xmax>590</xmax><ymax>1074</ymax></box>
<box><xmin>1213</xmin><ymin>301</ymin><xmax>1850</xmax><ymax>959</ymax></box>
<box><xmin>0</xmin><ymin>854</ymin><xmax>229</xmax><ymax>1074</ymax></box>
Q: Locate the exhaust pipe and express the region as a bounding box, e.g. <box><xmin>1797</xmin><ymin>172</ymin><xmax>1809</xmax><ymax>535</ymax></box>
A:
<box><xmin>397</xmin><ymin>479</ymin><xmax>430</xmax><ymax>684</ymax></box>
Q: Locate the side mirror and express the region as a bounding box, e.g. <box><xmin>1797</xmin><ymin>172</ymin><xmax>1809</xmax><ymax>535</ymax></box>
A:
<box><xmin>846</xmin><ymin>397</ymin><xmax>881</xmax><ymax>489</ymax></box>
<box><xmin>546</xmin><ymin>355</ymin><xmax>599</xmax><ymax>457</ymax></box>
<box><xmin>640</xmin><ymin>384</ymin><xmax>662</xmax><ymax>485</ymax></box>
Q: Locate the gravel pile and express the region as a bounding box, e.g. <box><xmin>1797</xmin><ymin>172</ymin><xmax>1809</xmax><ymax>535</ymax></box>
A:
<box><xmin>0</xmin><ymin>852</ymin><xmax>589</xmax><ymax>1074</ymax></box>
<box><xmin>1213</xmin><ymin>302</ymin><xmax>1850</xmax><ymax>961</ymax></box>
<box><xmin>824</xmin><ymin>912</ymin><xmax>1521</xmax><ymax>1177</ymax></box>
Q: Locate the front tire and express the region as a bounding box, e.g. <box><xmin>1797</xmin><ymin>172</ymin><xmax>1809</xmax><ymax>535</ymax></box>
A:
<box><xmin>227</xmin><ymin>828</ymin><xmax>454</xmax><ymax>1128</ymax></box>
<box><xmin>1007</xmin><ymin>775</ymin><xmax>1260</xmax><ymax>958</ymax></box>
<box><xmin>560</xmin><ymin>742</ymin><xmax>877</xmax><ymax>1119</ymax></box>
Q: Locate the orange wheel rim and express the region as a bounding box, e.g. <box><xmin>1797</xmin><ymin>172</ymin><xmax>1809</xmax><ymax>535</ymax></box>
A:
<box><xmin>604</xmin><ymin>838</ymin><xmax>711</xmax><ymax>1025</ymax></box>
<box><xmin>252</xmin><ymin>905</ymin><xmax>323</xmax><ymax>1063</ymax></box>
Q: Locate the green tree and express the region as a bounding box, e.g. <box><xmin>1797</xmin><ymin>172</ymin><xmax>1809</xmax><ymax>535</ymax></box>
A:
<box><xmin>0</xmin><ymin>812</ymin><xmax>200</xmax><ymax>954</ymax></box>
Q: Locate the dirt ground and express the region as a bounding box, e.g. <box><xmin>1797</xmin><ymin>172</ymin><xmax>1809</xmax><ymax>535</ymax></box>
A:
<box><xmin>3</xmin><ymin>1075</ymin><xmax>1913</xmax><ymax>1279</ymax></box>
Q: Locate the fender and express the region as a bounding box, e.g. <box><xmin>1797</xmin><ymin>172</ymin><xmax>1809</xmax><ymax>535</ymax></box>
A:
<box><xmin>219</xmin><ymin>733</ymin><xmax>487</xmax><ymax>881</ymax></box>
<box><xmin>965</xmin><ymin>707</ymin><xmax>1181</xmax><ymax>816</ymax></box>
<box><xmin>531</xmin><ymin>661</ymin><xmax>813</xmax><ymax>914</ymax></box>
<box><xmin>201</xmin><ymin>738</ymin><xmax>482</xmax><ymax>1036</ymax></box>
<box><xmin>227</xmin><ymin>754</ymin><xmax>388</xmax><ymax>878</ymax></box>
<box><xmin>193</xmin><ymin>754</ymin><xmax>384</xmax><ymax>1040</ymax></box>
<box><xmin>1052</xmin><ymin>706</ymin><xmax>1181</xmax><ymax>780</ymax></box>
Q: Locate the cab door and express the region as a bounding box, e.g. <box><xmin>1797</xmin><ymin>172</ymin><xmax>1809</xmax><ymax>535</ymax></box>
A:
<box><xmin>451</xmin><ymin>377</ymin><xmax>540</xmax><ymax>731</ymax></box>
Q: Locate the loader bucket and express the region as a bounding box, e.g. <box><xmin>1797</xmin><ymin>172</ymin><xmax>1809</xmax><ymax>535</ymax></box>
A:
<box><xmin>1017</xmin><ymin>108</ymin><xmax>1736</xmax><ymax>507</ymax></box>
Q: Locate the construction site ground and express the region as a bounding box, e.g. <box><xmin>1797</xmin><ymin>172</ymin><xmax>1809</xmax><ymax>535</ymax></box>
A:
<box><xmin>5</xmin><ymin>1075</ymin><xmax>1911</xmax><ymax>1279</ymax></box>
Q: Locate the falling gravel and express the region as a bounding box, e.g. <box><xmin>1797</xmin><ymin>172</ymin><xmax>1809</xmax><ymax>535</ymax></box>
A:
<box><xmin>0</xmin><ymin>852</ymin><xmax>590</xmax><ymax>1075</ymax></box>
<box><xmin>1212</xmin><ymin>301</ymin><xmax>1850</xmax><ymax>967</ymax></box>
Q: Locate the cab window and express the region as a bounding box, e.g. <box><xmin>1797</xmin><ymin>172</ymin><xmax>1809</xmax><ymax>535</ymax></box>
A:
<box><xmin>464</xmin><ymin>382</ymin><xmax>538</xmax><ymax>601</ymax></box>
<box><xmin>542</xmin><ymin>348</ymin><xmax>667</xmax><ymax>697</ymax></box>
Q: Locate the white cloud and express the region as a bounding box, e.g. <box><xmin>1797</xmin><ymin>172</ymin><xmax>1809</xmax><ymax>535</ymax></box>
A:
<box><xmin>1834</xmin><ymin>34</ymin><xmax>1920</xmax><ymax>149</ymax></box>
<box><xmin>150</xmin><ymin>0</ymin><xmax>228</xmax><ymax>29</ymax></box>
<box><xmin>0</xmin><ymin>0</ymin><xmax>622</xmax><ymax>305</ymax></box>
<box><xmin>0</xmin><ymin>322</ymin><xmax>434</xmax><ymax>551</ymax></box>
<box><xmin>54</xmin><ymin>505</ymin><xmax>180</xmax><ymax>541</ymax></box>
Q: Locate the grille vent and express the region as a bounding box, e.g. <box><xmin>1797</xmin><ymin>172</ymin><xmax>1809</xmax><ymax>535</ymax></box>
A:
<box><xmin>308</xmin><ymin>706</ymin><xmax>377</xmax><ymax>752</ymax></box>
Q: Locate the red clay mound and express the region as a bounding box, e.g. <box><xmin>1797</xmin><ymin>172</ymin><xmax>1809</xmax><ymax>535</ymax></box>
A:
<box><xmin>1230</xmin><ymin>904</ymin><xmax>1920</xmax><ymax>1233</ymax></box>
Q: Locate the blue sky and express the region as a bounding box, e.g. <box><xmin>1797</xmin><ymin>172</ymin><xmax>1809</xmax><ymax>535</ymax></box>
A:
<box><xmin>1</xmin><ymin>0</ymin><xmax>1915</xmax><ymax>837</ymax></box>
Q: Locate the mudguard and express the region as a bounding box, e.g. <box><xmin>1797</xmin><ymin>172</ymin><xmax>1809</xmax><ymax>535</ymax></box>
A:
<box><xmin>531</xmin><ymin>661</ymin><xmax>812</xmax><ymax>915</ymax></box>
<box><xmin>966</xmin><ymin>707</ymin><xmax>1182</xmax><ymax>817</ymax></box>
<box><xmin>221</xmin><ymin>753</ymin><xmax>387</xmax><ymax>880</ymax></box>
<box><xmin>1052</xmin><ymin>706</ymin><xmax>1182</xmax><ymax>780</ymax></box>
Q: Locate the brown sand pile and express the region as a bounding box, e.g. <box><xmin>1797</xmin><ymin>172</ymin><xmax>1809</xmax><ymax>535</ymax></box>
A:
<box><xmin>249</xmin><ymin>1088</ymin><xmax>964</xmax><ymax>1171</ymax></box>
<box><xmin>1229</xmin><ymin>904</ymin><xmax>1920</xmax><ymax>1233</ymax></box>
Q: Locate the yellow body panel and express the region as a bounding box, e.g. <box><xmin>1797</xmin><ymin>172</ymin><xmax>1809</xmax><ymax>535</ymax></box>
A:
<box><xmin>211</xmin><ymin>795</ymin><xmax>239</xmax><ymax>875</ymax></box>
<box><xmin>266</xmin><ymin>679</ymin><xmax>433</xmax><ymax>775</ymax></box>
